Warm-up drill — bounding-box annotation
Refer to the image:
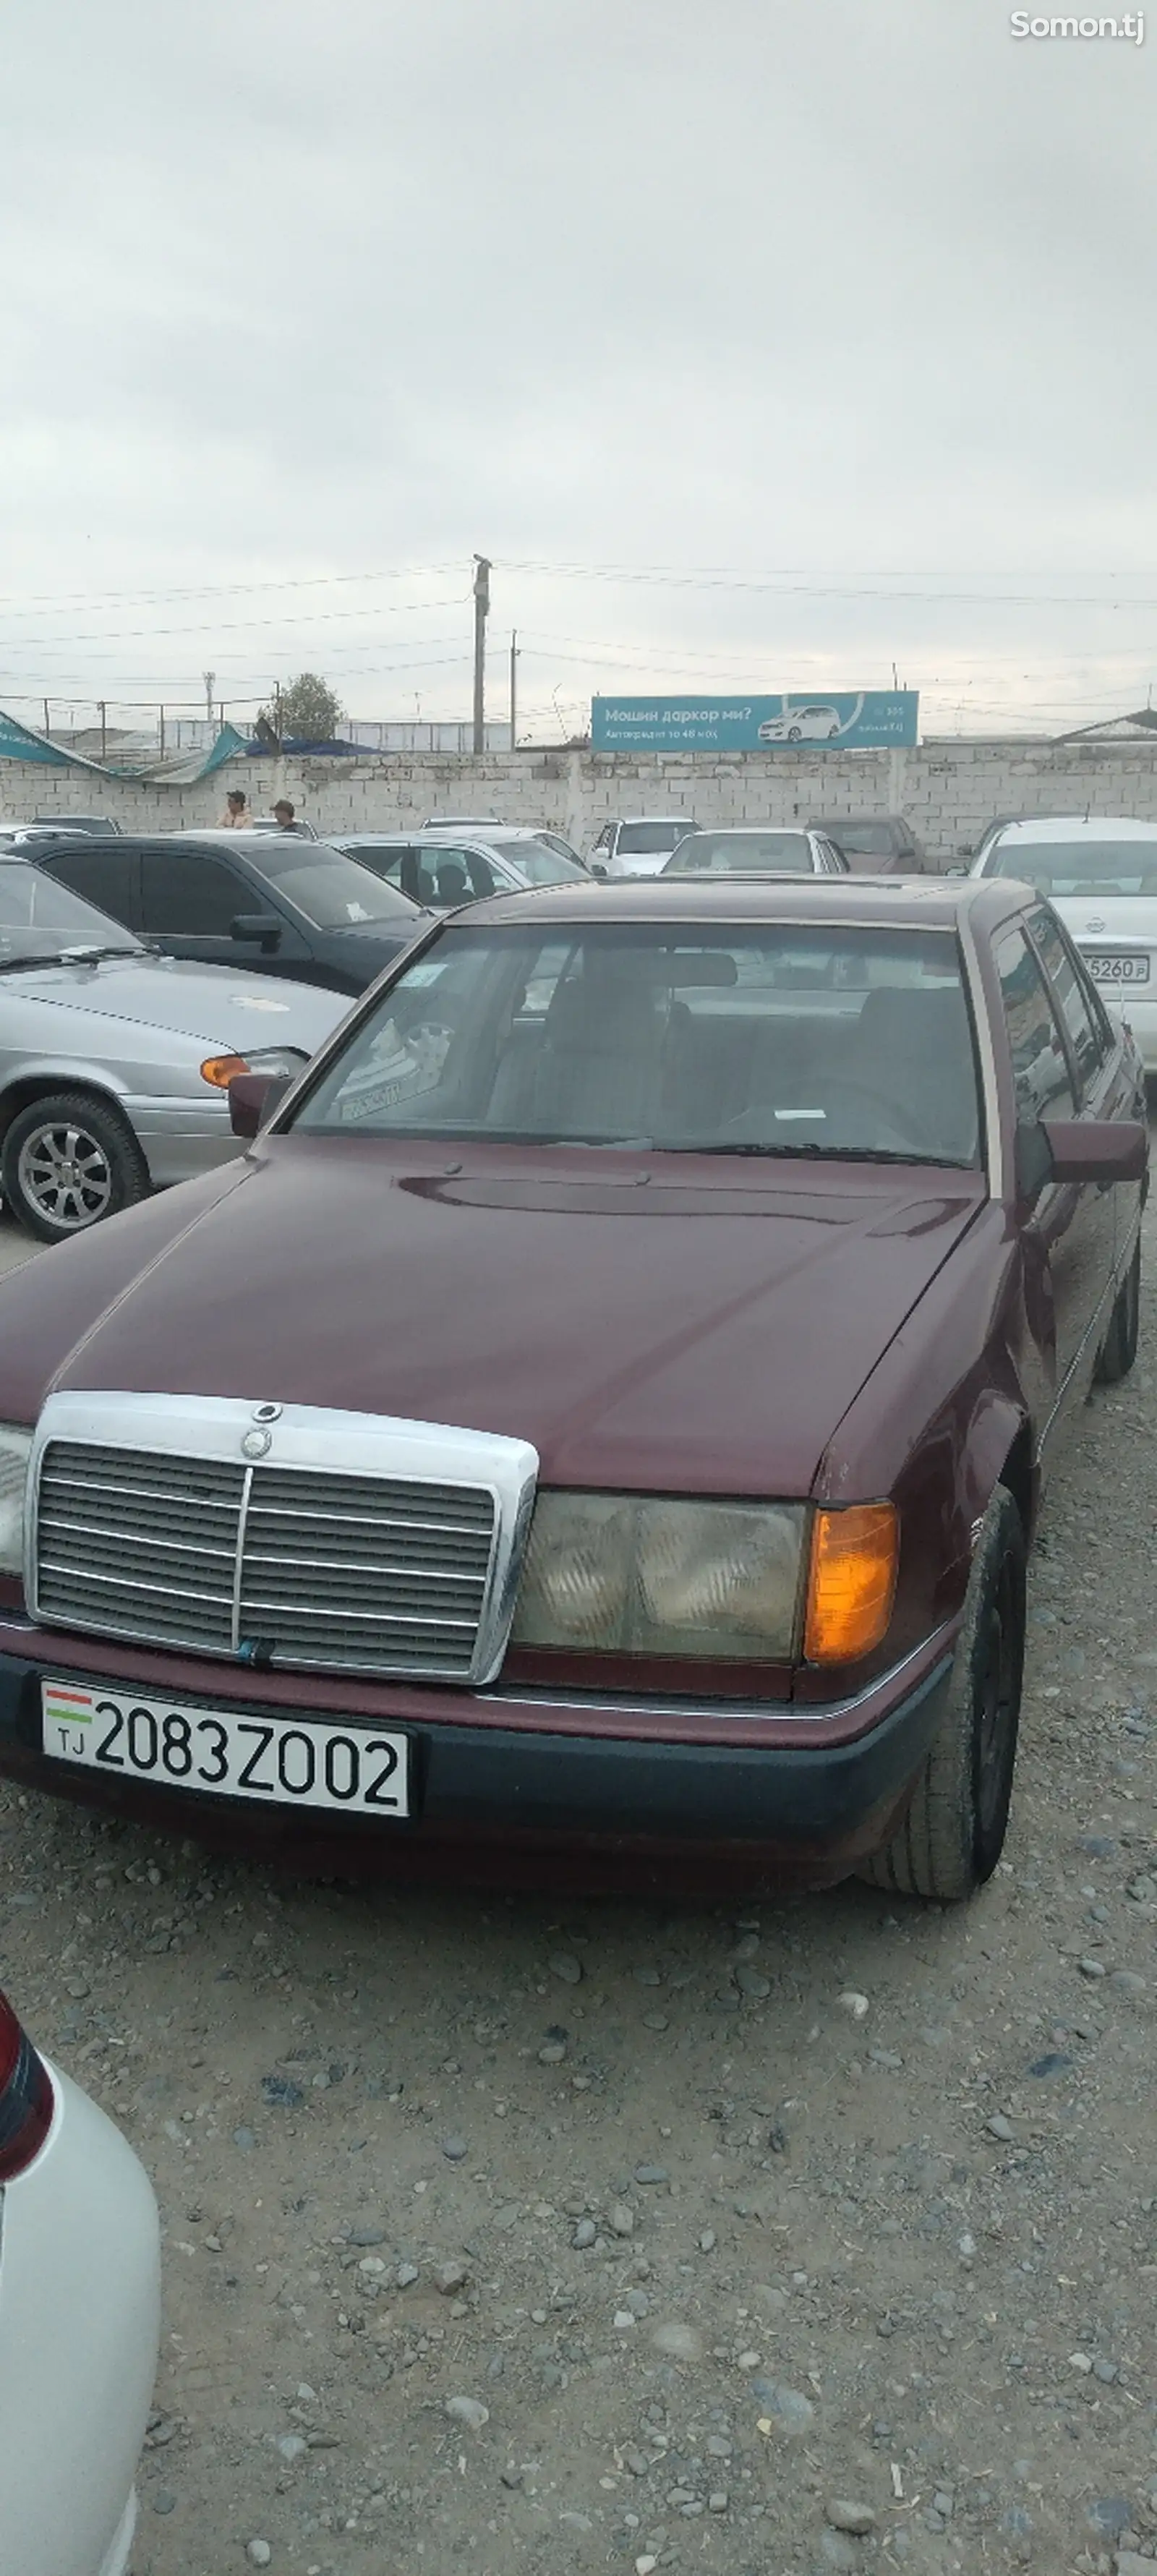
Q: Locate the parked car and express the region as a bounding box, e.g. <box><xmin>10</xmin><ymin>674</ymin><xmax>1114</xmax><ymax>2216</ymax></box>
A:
<box><xmin>329</xmin><ymin>831</ymin><xmax>586</xmax><ymax>909</ymax></box>
<box><xmin>421</xmin><ymin>813</ymin><xmax>506</xmax><ymax>829</ymax></box>
<box><xmin>425</xmin><ymin>822</ymin><xmax>587</xmax><ymax>869</ymax></box>
<box><xmin>31</xmin><ymin>831</ymin><xmax>429</xmax><ymax>997</ymax></box>
<box><xmin>587</xmin><ymin>816</ymin><xmax>696</xmax><ymax>878</ymax></box>
<box><xmin>0</xmin><ymin>877</ymin><xmax>1144</xmax><ymax>1903</ymax></box>
<box><xmin>758</xmin><ymin>704</ymin><xmax>842</xmax><ymax>744</ymax></box>
<box><xmin>0</xmin><ymin>857</ymin><xmax>347</xmax><ymax>1239</ymax></box>
<box><xmin>248</xmin><ymin>814</ymin><xmax>321</xmax><ymax>840</ymax></box>
<box><xmin>663</xmin><ymin>827</ymin><xmax>849</xmax><ymax>875</ymax></box>
<box><xmin>970</xmin><ymin>816</ymin><xmax>1157</xmax><ymax>1070</ymax></box>
<box><xmin>33</xmin><ymin>814</ymin><xmax>122</xmax><ymax>837</ymax></box>
<box><xmin>813</xmin><ymin>813</ymin><xmax>926</xmax><ymax>872</ymax></box>
<box><xmin>0</xmin><ymin>1980</ymin><xmax>160</xmax><ymax>2576</ymax></box>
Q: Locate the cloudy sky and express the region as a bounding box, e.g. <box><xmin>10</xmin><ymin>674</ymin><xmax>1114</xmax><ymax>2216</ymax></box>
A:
<box><xmin>2</xmin><ymin>0</ymin><xmax>1154</xmax><ymax>740</ymax></box>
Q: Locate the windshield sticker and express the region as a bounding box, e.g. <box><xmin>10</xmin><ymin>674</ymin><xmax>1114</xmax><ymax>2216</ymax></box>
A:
<box><xmin>345</xmin><ymin>902</ymin><xmax>370</xmax><ymax>922</ymax></box>
<box><xmin>335</xmin><ymin>1018</ymin><xmax>450</xmax><ymax>1121</ymax></box>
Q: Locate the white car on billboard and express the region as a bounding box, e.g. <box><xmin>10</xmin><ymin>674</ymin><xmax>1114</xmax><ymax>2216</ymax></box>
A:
<box><xmin>758</xmin><ymin>704</ymin><xmax>843</xmax><ymax>744</ymax></box>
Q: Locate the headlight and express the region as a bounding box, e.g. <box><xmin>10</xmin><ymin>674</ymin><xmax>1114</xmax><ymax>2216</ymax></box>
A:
<box><xmin>0</xmin><ymin>1428</ymin><xmax>33</xmax><ymax>1578</ymax></box>
<box><xmin>200</xmin><ymin>1046</ymin><xmax>309</xmax><ymax>1090</ymax></box>
<box><xmin>511</xmin><ymin>1493</ymin><xmax>806</xmax><ymax>1660</ymax></box>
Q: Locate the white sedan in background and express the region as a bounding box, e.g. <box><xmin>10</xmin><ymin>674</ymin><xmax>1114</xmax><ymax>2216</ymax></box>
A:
<box><xmin>970</xmin><ymin>815</ymin><xmax>1157</xmax><ymax>1069</ymax></box>
<box><xmin>0</xmin><ymin>1981</ymin><xmax>160</xmax><ymax>2576</ymax></box>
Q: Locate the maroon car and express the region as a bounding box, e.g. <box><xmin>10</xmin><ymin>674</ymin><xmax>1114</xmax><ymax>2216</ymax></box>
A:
<box><xmin>0</xmin><ymin>878</ymin><xmax>1145</xmax><ymax>1900</ymax></box>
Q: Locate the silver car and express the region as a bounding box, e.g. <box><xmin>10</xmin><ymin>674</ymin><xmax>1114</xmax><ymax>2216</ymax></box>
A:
<box><xmin>0</xmin><ymin>858</ymin><xmax>348</xmax><ymax>1240</ymax></box>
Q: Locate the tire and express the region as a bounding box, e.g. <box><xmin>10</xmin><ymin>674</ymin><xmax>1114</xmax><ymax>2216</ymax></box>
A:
<box><xmin>787</xmin><ymin>725</ymin><xmax>802</xmax><ymax>742</ymax></box>
<box><xmin>1095</xmin><ymin>1239</ymin><xmax>1140</xmax><ymax>1385</ymax></box>
<box><xmin>858</xmin><ymin>1484</ymin><xmax>1026</xmax><ymax>1901</ymax></box>
<box><xmin>1</xmin><ymin>1090</ymin><xmax>150</xmax><ymax>1242</ymax></box>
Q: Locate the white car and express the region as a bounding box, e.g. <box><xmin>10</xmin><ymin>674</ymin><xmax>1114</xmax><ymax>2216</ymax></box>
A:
<box><xmin>587</xmin><ymin>816</ymin><xmax>696</xmax><ymax>878</ymax></box>
<box><xmin>971</xmin><ymin>816</ymin><xmax>1157</xmax><ymax>1069</ymax></box>
<box><xmin>0</xmin><ymin>1983</ymin><xmax>160</xmax><ymax>2576</ymax></box>
<box><xmin>758</xmin><ymin>704</ymin><xmax>843</xmax><ymax>744</ymax></box>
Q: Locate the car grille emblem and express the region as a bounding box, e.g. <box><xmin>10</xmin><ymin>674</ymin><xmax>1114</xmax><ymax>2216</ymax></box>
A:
<box><xmin>242</xmin><ymin>1428</ymin><xmax>272</xmax><ymax>1459</ymax></box>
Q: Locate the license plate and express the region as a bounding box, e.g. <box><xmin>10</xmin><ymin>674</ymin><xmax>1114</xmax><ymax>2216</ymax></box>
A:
<box><xmin>40</xmin><ymin>1682</ymin><xmax>410</xmax><ymax>1817</ymax></box>
<box><xmin>1085</xmin><ymin>951</ymin><xmax>1150</xmax><ymax>985</ymax></box>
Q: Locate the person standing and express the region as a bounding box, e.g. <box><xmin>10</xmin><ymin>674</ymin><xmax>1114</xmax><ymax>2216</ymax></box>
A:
<box><xmin>273</xmin><ymin>798</ymin><xmax>307</xmax><ymax>836</ymax></box>
<box><xmin>218</xmin><ymin>788</ymin><xmax>250</xmax><ymax>829</ymax></box>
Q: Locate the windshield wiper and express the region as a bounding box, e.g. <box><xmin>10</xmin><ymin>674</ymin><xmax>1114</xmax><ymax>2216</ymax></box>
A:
<box><xmin>709</xmin><ymin>1141</ymin><xmax>968</xmax><ymax>1167</ymax></box>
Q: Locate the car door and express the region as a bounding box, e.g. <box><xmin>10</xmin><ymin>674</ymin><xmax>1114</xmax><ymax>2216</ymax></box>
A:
<box><xmin>137</xmin><ymin>845</ymin><xmax>313</xmax><ymax>978</ymax></box>
<box><xmin>1028</xmin><ymin>903</ymin><xmax>1140</xmax><ymax>1310</ymax></box>
<box><xmin>32</xmin><ymin>840</ymin><xmax>142</xmax><ymax>934</ymax></box>
<box><xmin>995</xmin><ymin>921</ymin><xmax>1113</xmax><ymax>1436</ymax></box>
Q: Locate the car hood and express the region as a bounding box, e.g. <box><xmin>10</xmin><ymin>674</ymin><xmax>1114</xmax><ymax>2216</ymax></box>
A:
<box><xmin>3</xmin><ymin>1140</ymin><xmax>985</xmax><ymax>1496</ymax></box>
<box><xmin>4</xmin><ymin>954</ymin><xmax>349</xmax><ymax>1050</ymax></box>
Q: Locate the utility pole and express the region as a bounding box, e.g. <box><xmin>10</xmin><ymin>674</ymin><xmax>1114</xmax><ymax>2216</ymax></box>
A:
<box><xmin>472</xmin><ymin>555</ymin><xmax>491</xmax><ymax>754</ymax></box>
<box><xmin>98</xmin><ymin>701</ymin><xmax>107</xmax><ymax>762</ymax></box>
<box><xmin>42</xmin><ymin>697</ymin><xmax>50</xmax><ymax>738</ymax></box>
<box><xmin>509</xmin><ymin>628</ymin><xmax>518</xmax><ymax>749</ymax></box>
<box><xmin>203</xmin><ymin>668</ymin><xmax>216</xmax><ymax>726</ymax></box>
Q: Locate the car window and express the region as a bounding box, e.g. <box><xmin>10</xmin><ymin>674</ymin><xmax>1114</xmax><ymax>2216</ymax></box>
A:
<box><xmin>34</xmin><ymin>843</ymin><xmax>137</xmax><ymax>924</ymax></box>
<box><xmin>986</xmin><ymin>836</ymin><xmax>1157</xmax><ymax>896</ymax></box>
<box><xmin>1028</xmin><ymin>909</ymin><xmax>1107</xmax><ymax>1089</ymax></box>
<box><xmin>616</xmin><ymin>822</ymin><xmax>691</xmax><ymax>856</ymax></box>
<box><xmin>995</xmin><ymin>926</ymin><xmax>1075</xmax><ymax>1122</ymax></box>
<box><xmin>237</xmin><ymin>843</ymin><xmax>417</xmax><ymax>929</ymax></box>
<box><xmin>666</xmin><ymin>831</ymin><xmax>815</xmax><ymax>874</ymax></box>
<box><xmin>293</xmin><ymin>920</ymin><xmax>980</xmax><ymax>1167</ymax></box>
<box><xmin>140</xmin><ymin>850</ymin><xmax>249</xmax><ymax>937</ymax></box>
<box><xmin>492</xmin><ymin>840</ymin><xmax>584</xmax><ymax>884</ymax></box>
<box><xmin>0</xmin><ymin>859</ymin><xmax>142</xmax><ymax>961</ymax></box>
<box><xmin>826</xmin><ymin>822</ymin><xmax>895</xmax><ymax>856</ymax></box>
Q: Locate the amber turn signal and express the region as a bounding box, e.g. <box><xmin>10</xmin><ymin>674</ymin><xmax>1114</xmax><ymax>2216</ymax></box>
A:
<box><xmin>804</xmin><ymin>1502</ymin><xmax>899</xmax><ymax>1665</ymax></box>
<box><xmin>200</xmin><ymin>1054</ymin><xmax>250</xmax><ymax>1089</ymax></box>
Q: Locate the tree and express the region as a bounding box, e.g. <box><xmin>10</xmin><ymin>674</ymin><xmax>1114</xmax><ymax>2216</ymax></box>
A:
<box><xmin>259</xmin><ymin>672</ymin><xmax>344</xmax><ymax>745</ymax></box>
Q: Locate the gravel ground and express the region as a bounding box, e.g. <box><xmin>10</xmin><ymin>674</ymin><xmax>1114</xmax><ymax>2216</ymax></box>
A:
<box><xmin>1</xmin><ymin>1195</ymin><xmax>1157</xmax><ymax>2576</ymax></box>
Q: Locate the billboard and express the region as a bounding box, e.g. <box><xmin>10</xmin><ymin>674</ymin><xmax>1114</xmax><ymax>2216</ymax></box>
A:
<box><xmin>591</xmin><ymin>691</ymin><xmax>918</xmax><ymax>753</ymax></box>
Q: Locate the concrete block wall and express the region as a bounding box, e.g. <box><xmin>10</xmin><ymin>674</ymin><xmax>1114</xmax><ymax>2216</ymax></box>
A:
<box><xmin>7</xmin><ymin>738</ymin><xmax>1157</xmax><ymax>863</ymax></box>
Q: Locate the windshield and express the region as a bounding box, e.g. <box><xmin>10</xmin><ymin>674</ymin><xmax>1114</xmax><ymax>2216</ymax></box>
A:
<box><xmin>986</xmin><ymin>837</ymin><xmax>1157</xmax><ymax>897</ymax></box>
<box><xmin>291</xmin><ymin>921</ymin><xmax>980</xmax><ymax>1166</ymax></box>
<box><xmin>827</xmin><ymin>822</ymin><xmax>895</xmax><ymax>856</ymax></box>
<box><xmin>248</xmin><ymin>844</ymin><xmax>420</xmax><ymax>929</ymax></box>
<box><xmin>617</xmin><ymin>821</ymin><xmax>691</xmax><ymax>856</ymax></box>
<box><xmin>491</xmin><ymin>841</ymin><xmax>586</xmax><ymax>884</ymax></box>
<box><xmin>665</xmin><ymin>831</ymin><xmax>814</xmax><ymax>874</ymax></box>
<box><xmin>0</xmin><ymin>861</ymin><xmax>142</xmax><ymax>963</ymax></box>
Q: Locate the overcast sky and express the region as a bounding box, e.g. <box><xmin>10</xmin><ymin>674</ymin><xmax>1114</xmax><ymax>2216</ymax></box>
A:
<box><xmin>2</xmin><ymin>0</ymin><xmax>1154</xmax><ymax>738</ymax></box>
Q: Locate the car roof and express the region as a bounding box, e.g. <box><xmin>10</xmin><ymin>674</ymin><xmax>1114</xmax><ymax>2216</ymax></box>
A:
<box><xmin>165</xmin><ymin>830</ymin><xmax>327</xmax><ymax>852</ymax></box>
<box><xmin>615</xmin><ymin>813</ymin><xmax>696</xmax><ymax>823</ymax></box>
<box><xmin>989</xmin><ymin>814</ymin><xmax>1157</xmax><ymax>845</ymax></box>
<box><xmin>441</xmin><ymin>874</ymin><xmax>1028</xmax><ymax>934</ymax></box>
<box><xmin>811</xmin><ymin>813</ymin><xmax>907</xmax><ymax>828</ymax></box>
<box><xmin>683</xmin><ymin>824</ymin><xmax>816</xmax><ymax>836</ymax></box>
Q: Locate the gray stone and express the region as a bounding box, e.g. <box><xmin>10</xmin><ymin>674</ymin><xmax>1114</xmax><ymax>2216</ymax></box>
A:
<box><xmin>232</xmin><ymin>2126</ymin><xmax>256</xmax><ymax>2151</ymax></box>
<box><xmin>442</xmin><ymin>2134</ymin><xmax>468</xmax><ymax>2162</ymax></box>
<box><xmin>350</xmin><ymin>2225</ymin><xmax>386</xmax><ymax>2246</ymax></box>
<box><xmin>435</xmin><ymin>2259</ymin><xmax>469</xmax><ymax>2294</ymax></box>
<box><xmin>634</xmin><ymin>2165</ymin><xmax>669</xmax><ymax>2185</ymax></box>
<box><xmin>1080</xmin><ymin>1956</ymin><xmax>1109</xmax><ymax>1979</ymax></box>
<box><xmin>1093</xmin><ymin>2357</ymin><xmax>1119</xmax><ymax>2384</ymax></box>
<box><xmin>609</xmin><ymin>2201</ymin><xmax>635</xmax><ymax>2238</ymax></box>
<box><xmin>549</xmin><ymin>1953</ymin><xmax>584</xmax><ymax>1984</ymax></box>
<box><xmin>276</xmin><ymin>2434</ymin><xmax>307</xmax><ymax>2461</ymax></box>
<box><xmin>247</xmin><ymin>2546</ymin><xmax>273</xmax><ymax>2569</ymax></box>
<box><xmin>1111</xmin><ymin>1971</ymin><xmax>1147</xmax><ymax>1997</ymax></box>
<box><xmin>445</xmin><ymin>2395</ymin><xmax>490</xmax><ymax>2431</ymax></box>
<box><xmin>751</xmin><ymin>2379</ymin><xmax>815</xmax><ymax>2432</ymax></box>
<box><xmin>152</xmin><ymin>2491</ymin><xmax>178</xmax><ymax>2515</ymax></box>
<box><xmin>1116</xmin><ymin>2554</ymin><xmax>1157</xmax><ymax>2575</ymax></box>
<box><xmin>986</xmin><ymin>2114</ymin><xmax>1014</xmax><ymax>2141</ymax></box>
<box><xmin>261</xmin><ymin>2073</ymin><xmax>304</xmax><ymax>2109</ymax></box>
<box><xmin>396</xmin><ymin>2262</ymin><xmax>419</xmax><ymax>2288</ymax></box>
<box><xmin>573</xmin><ymin>2218</ymin><xmax>597</xmax><ymax>2249</ymax></box>
<box><xmin>1085</xmin><ymin>2498</ymin><xmax>1133</xmax><ymax>2537</ymax></box>
<box><xmin>734</xmin><ymin>1965</ymin><xmax>771</xmax><ymax>2000</ymax></box>
<box><xmin>826</xmin><ymin>2499</ymin><xmax>877</xmax><ymax>2536</ymax></box>
<box><xmin>650</xmin><ymin>2319</ymin><xmax>702</xmax><ymax>2362</ymax></box>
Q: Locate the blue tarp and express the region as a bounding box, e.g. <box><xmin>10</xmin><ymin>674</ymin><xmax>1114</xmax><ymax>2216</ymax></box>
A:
<box><xmin>0</xmin><ymin>708</ymin><xmax>248</xmax><ymax>785</ymax></box>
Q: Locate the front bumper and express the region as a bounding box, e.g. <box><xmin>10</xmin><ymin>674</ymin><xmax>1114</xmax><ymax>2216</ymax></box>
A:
<box><xmin>0</xmin><ymin>1632</ymin><xmax>953</xmax><ymax>1888</ymax></box>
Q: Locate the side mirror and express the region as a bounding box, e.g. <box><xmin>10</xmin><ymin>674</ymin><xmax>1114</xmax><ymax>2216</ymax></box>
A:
<box><xmin>945</xmin><ymin>864</ymin><xmax>968</xmax><ymax>879</ymax></box>
<box><xmin>231</xmin><ymin>912</ymin><xmax>282</xmax><ymax>952</ymax></box>
<box><xmin>229</xmin><ymin>1071</ymin><xmax>292</xmax><ymax>1138</ymax></box>
<box><xmin>589</xmin><ymin>860</ymin><xmax>609</xmax><ymax>879</ymax></box>
<box><xmin>1017</xmin><ymin>1117</ymin><xmax>1148</xmax><ymax>1199</ymax></box>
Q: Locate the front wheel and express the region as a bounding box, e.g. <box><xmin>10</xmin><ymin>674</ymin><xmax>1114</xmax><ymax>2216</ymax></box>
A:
<box><xmin>1095</xmin><ymin>1239</ymin><xmax>1140</xmax><ymax>1384</ymax></box>
<box><xmin>1</xmin><ymin>1091</ymin><xmax>150</xmax><ymax>1241</ymax></box>
<box><xmin>858</xmin><ymin>1484</ymin><xmax>1026</xmax><ymax>1901</ymax></box>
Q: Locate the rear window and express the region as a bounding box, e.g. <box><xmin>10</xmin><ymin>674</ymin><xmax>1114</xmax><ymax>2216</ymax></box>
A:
<box><xmin>986</xmin><ymin>837</ymin><xmax>1157</xmax><ymax>897</ymax></box>
<box><xmin>617</xmin><ymin>822</ymin><xmax>692</xmax><ymax>856</ymax></box>
<box><xmin>247</xmin><ymin>845</ymin><xmax>419</xmax><ymax>928</ymax></box>
<box><xmin>666</xmin><ymin>832</ymin><xmax>814</xmax><ymax>874</ymax></box>
<box><xmin>492</xmin><ymin>841</ymin><xmax>586</xmax><ymax>884</ymax></box>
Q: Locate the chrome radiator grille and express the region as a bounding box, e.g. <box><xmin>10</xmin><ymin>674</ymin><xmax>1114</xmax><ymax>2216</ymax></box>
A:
<box><xmin>35</xmin><ymin>1439</ymin><xmax>498</xmax><ymax>1679</ymax></box>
